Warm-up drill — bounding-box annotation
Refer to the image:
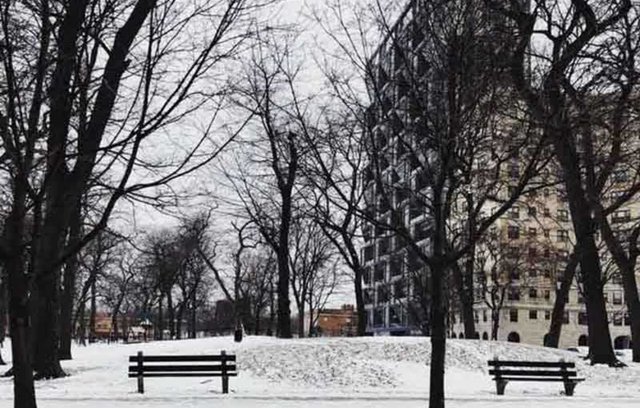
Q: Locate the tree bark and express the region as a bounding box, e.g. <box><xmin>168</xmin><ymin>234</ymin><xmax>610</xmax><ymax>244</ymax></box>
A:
<box><xmin>452</xmin><ymin>261</ymin><xmax>476</xmax><ymax>339</ymax></box>
<box><xmin>59</xmin><ymin>199</ymin><xmax>82</xmax><ymax>360</ymax></box>
<box><xmin>599</xmin><ymin>219</ymin><xmax>640</xmax><ymax>362</ymax></box>
<box><xmin>429</xmin><ymin>259</ymin><xmax>446</xmax><ymax>408</ymax></box>
<box><xmin>545</xmin><ymin>251</ymin><xmax>578</xmax><ymax>347</ymax></box>
<box><xmin>166</xmin><ymin>291</ymin><xmax>175</xmax><ymax>339</ymax></box>
<box><xmin>491</xmin><ymin>310</ymin><xmax>499</xmax><ymax>340</ymax></box>
<box><xmin>157</xmin><ymin>295</ymin><xmax>164</xmax><ymax>340</ymax></box>
<box><xmin>553</xmin><ymin>129</ymin><xmax>616</xmax><ymax>364</ymax></box>
<box><xmin>0</xmin><ymin>278</ymin><xmax>6</xmax><ymax>365</ymax></box>
<box><xmin>4</xmin><ymin>178</ymin><xmax>37</xmax><ymax>407</ymax></box>
<box><xmin>89</xmin><ymin>279</ymin><xmax>97</xmax><ymax>344</ymax></box>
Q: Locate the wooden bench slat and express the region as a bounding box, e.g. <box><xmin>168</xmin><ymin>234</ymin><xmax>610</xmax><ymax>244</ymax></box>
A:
<box><xmin>129</xmin><ymin>364</ymin><xmax>237</xmax><ymax>373</ymax></box>
<box><xmin>497</xmin><ymin>377</ymin><xmax>585</xmax><ymax>382</ymax></box>
<box><xmin>129</xmin><ymin>355</ymin><xmax>236</xmax><ymax>363</ymax></box>
<box><xmin>488</xmin><ymin>360</ymin><xmax>575</xmax><ymax>368</ymax></box>
<box><xmin>489</xmin><ymin>369</ymin><xmax>577</xmax><ymax>377</ymax></box>
<box><xmin>128</xmin><ymin>372</ymin><xmax>239</xmax><ymax>378</ymax></box>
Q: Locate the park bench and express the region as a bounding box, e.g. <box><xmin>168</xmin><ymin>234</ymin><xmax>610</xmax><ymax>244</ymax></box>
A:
<box><xmin>488</xmin><ymin>358</ymin><xmax>584</xmax><ymax>396</ymax></box>
<box><xmin>128</xmin><ymin>350</ymin><xmax>237</xmax><ymax>394</ymax></box>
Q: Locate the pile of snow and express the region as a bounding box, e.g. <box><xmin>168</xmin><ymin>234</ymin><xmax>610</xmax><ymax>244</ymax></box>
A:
<box><xmin>0</xmin><ymin>336</ymin><xmax>639</xmax><ymax>407</ymax></box>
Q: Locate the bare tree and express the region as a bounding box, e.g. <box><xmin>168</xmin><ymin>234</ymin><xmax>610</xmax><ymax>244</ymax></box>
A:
<box><xmin>0</xmin><ymin>0</ymin><xmax>276</xmax><ymax>405</ymax></box>
<box><xmin>302</xmin><ymin>109</ymin><xmax>369</xmax><ymax>335</ymax></box>
<box><xmin>226</xmin><ymin>30</ymin><xmax>320</xmax><ymax>339</ymax></box>
<box><xmin>289</xmin><ymin>217</ymin><xmax>337</xmax><ymax>337</ymax></box>
<box><xmin>315</xmin><ymin>2</ymin><xmax>547</xmax><ymax>407</ymax></box>
<box><xmin>487</xmin><ymin>0</ymin><xmax>638</xmax><ymax>365</ymax></box>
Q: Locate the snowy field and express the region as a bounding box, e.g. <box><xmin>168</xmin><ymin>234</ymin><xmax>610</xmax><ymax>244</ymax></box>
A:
<box><xmin>1</xmin><ymin>336</ymin><xmax>639</xmax><ymax>407</ymax></box>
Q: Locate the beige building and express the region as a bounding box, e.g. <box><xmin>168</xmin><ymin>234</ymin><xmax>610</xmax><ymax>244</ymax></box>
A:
<box><xmin>451</xmin><ymin>173</ymin><xmax>638</xmax><ymax>349</ymax></box>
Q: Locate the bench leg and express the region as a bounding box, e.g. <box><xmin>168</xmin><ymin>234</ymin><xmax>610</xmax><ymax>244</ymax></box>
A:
<box><xmin>222</xmin><ymin>375</ymin><xmax>229</xmax><ymax>394</ymax></box>
<box><xmin>137</xmin><ymin>375</ymin><xmax>144</xmax><ymax>394</ymax></box>
<box><xmin>496</xmin><ymin>380</ymin><xmax>508</xmax><ymax>395</ymax></box>
<box><xmin>564</xmin><ymin>381</ymin><xmax>576</xmax><ymax>396</ymax></box>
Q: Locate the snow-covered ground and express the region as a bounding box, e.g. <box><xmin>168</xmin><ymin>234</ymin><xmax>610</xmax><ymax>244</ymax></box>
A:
<box><xmin>1</xmin><ymin>336</ymin><xmax>639</xmax><ymax>407</ymax></box>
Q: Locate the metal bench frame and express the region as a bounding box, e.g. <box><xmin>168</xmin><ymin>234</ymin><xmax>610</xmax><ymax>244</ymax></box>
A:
<box><xmin>128</xmin><ymin>350</ymin><xmax>237</xmax><ymax>394</ymax></box>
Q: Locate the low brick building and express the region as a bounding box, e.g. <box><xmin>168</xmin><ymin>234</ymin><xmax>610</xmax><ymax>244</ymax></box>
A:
<box><xmin>314</xmin><ymin>305</ymin><xmax>358</xmax><ymax>337</ymax></box>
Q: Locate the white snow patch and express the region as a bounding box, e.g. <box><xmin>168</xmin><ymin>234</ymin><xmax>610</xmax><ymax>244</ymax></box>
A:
<box><xmin>0</xmin><ymin>336</ymin><xmax>639</xmax><ymax>407</ymax></box>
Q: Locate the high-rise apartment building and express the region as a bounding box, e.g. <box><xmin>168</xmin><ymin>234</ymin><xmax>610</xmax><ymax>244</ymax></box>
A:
<box><xmin>361</xmin><ymin>0</ymin><xmax>638</xmax><ymax>349</ymax></box>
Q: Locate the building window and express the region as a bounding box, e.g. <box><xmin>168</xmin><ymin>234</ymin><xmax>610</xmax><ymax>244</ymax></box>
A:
<box><xmin>528</xmin><ymin>207</ymin><xmax>537</xmax><ymax>217</ymax></box>
<box><xmin>510</xmin><ymin>309</ymin><xmax>518</xmax><ymax>322</ymax></box>
<box><xmin>508</xmin><ymin>288</ymin><xmax>520</xmax><ymax>301</ymax></box>
<box><xmin>613</xmin><ymin>292</ymin><xmax>622</xmax><ymax>305</ymax></box>
<box><xmin>558</xmin><ymin>209</ymin><xmax>569</xmax><ymax>222</ymax></box>
<box><xmin>543</xmin><ymin>229</ymin><xmax>550</xmax><ymax>238</ymax></box>
<box><xmin>612</xmin><ymin>209</ymin><xmax>631</xmax><ymax>223</ymax></box>
<box><xmin>374</xmin><ymin>262</ymin><xmax>386</xmax><ymax>282</ymax></box>
<box><xmin>508</xmin><ymin>226</ymin><xmax>520</xmax><ymax>240</ymax></box>
<box><xmin>377</xmin><ymin>285</ymin><xmax>390</xmax><ymax>303</ymax></box>
<box><xmin>529</xmin><ymin>269</ymin><xmax>537</xmax><ymax>278</ymax></box>
<box><xmin>613</xmin><ymin>313</ymin><xmax>623</xmax><ymax>326</ymax></box>
<box><xmin>625</xmin><ymin>313</ymin><xmax>631</xmax><ymax>326</ymax></box>
<box><xmin>529</xmin><ymin>310</ymin><xmax>537</xmax><ymax>320</ymax></box>
<box><xmin>557</xmin><ymin>230</ymin><xmax>569</xmax><ymax>242</ymax></box>
<box><xmin>543</xmin><ymin>269</ymin><xmax>551</xmax><ymax>279</ymax></box>
<box><xmin>545</xmin><ymin>310</ymin><xmax>551</xmax><ymax>320</ymax></box>
<box><xmin>543</xmin><ymin>207</ymin><xmax>550</xmax><ymax>217</ymax></box>
<box><xmin>544</xmin><ymin>290</ymin><xmax>550</xmax><ymax>300</ymax></box>
<box><xmin>578</xmin><ymin>312</ymin><xmax>588</xmax><ymax>325</ymax></box>
<box><xmin>529</xmin><ymin>288</ymin><xmax>538</xmax><ymax>299</ymax></box>
<box><xmin>563</xmin><ymin>311</ymin><xmax>570</xmax><ymax>324</ymax></box>
<box><xmin>483</xmin><ymin>310</ymin><xmax>488</xmax><ymax>322</ymax></box>
<box><xmin>528</xmin><ymin>227</ymin><xmax>537</xmax><ymax>237</ymax></box>
<box><xmin>528</xmin><ymin>247</ymin><xmax>537</xmax><ymax>258</ymax></box>
<box><xmin>510</xmin><ymin>206</ymin><xmax>520</xmax><ymax>219</ymax></box>
<box><xmin>373</xmin><ymin>308</ymin><xmax>384</xmax><ymax>327</ymax></box>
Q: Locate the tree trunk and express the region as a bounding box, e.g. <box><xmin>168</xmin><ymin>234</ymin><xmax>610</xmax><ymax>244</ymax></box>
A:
<box><xmin>268</xmin><ymin>281</ymin><xmax>276</xmax><ymax>336</ymax></box>
<box><xmin>190</xmin><ymin>304</ymin><xmax>197</xmax><ymax>339</ymax></box>
<box><xmin>453</xmin><ymin>261</ymin><xmax>476</xmax><ymax>339</ymax></box>
<box><xmin>111</xmin><ymin>313</ymin><xmax>119</xmax><ymax>342</ymax></box>
<box><xmin>76</xmin><ymin>299</ymin><xmax>87</xmax><ymax>346</ymax></box>
<box><xmin>308</xmin><ymin>297</ymin><xmax>314</xmax><ymax>337</ymax></box>
<box><xmin>342</xmin><ymin>235</ymin><xmax>367</xmax><ymax>336</ymax></box>
<box><xmin>32</xmin><ymin>268</ymin><xmax>66</xmax><ymax>379</ymax></box>
<box><xmin>598</xmin><ymin>218</ymin><xmax>640</xmax><ymax>362</ymax></box>
<box><xmin>429</xmin><ymin>185</ymin><xmax>447</xmax><ymax>408</ymax></box>
<box><xmin>176</xmin><ymin>302</ymin><xmax>185</xmax><ymax>340</ymax></box>
<box><xmin>157</xmin><ymin>295</ymin><xmax>164</xmax><ymax>340</ymax></box>
<box><xmin>5</xmin><ymin>183</ymin><xmax>37</xmax><ymax>407</ymax></box>
<box><xmin>551</xmin><ymin>120</ymin><xmax>617</xmax><ymax>365</ymax></box>
<box><xmin>59</xmin><ymin>199</ymin><xmax>82</xmax><ymax>360</ymax></box>
<box><xmin>0</xmin><ymin>279</ymin><xmax>6</xmax><ymax>365</ymax></box>
<box><xmin>89</xmin><ymin>279</ymin><xmax>97</xmax><ymax>344</ymax></box>
<box><xmin>166</xmin><ymin>291</ymin><xmax>175</xmax><ymax>339</ymax></box>
<box><xmin>620</xmin><ymin>268</ymin><xmax>640</xmax><ymax>362</ymax></box>
<box><xmin>276</xmin><ymin>244</ymin><xmax>292</xmax><ymax>338</ymax></box>
<box><xmin>429</xmin><ymin>260</ymin><xmax>446</xmax><ymax>408</ymax></box>
<box><xmin>545</xmin><ymin>250</ymin><xmax>578</xmax><ymax>347</ymax></box>
<box><xmin>491</xmin><ymin>309</ymin><xmax>500</xmax><ymax>340</ymax></box>
<box><xmin>297</xmin><ymin>302</ymin><xmax>305</xmax><ymax>338</ymax></box>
